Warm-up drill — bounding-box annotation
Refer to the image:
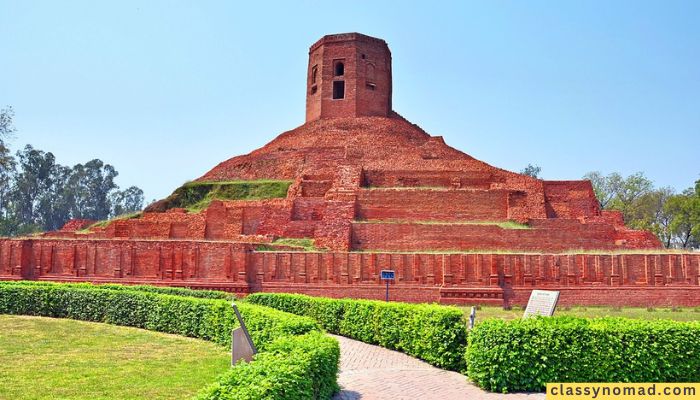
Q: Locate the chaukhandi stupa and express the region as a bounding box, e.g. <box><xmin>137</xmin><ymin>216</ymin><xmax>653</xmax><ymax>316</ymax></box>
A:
<box><xmin>2</xmin><ymin>33</ymin><xmax>698</xmax><ymax>306</ymax></box>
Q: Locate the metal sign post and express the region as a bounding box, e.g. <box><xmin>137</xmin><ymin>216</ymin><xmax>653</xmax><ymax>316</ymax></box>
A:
<box><xmin>231</xmin><ymin>301</ymin><xmax>257</xmax><ymax>366</ymax></box>
<box><xmin>380</xmin><ymin>270</ymin><xmax>395</xmax><ymax>302</ymax></box>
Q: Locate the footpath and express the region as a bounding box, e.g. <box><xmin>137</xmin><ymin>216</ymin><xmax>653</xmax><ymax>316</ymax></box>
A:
<box><xmin>331</xmin><ymin>334</ymin><xmax>545</xmax><ymax>400</ymax></box>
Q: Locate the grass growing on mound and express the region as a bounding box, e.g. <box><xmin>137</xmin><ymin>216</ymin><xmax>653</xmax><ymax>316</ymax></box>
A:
<box><xmin>78</xmin><ymin>212</ymin><xmax>142</xmax><ymax>233</ymax></box>
<box><xmin>256</xmin><ymin>237</ymin><xmax>319</xmax><ymax>252</ymax></box>
<box><xmin>0</xmin><ymin>315</ymin><xmax>230</xmax><ymax>400</ymax></box>
<box><xmin>155</xmin><ymin>180</ymin><xmax>293</xmax><ymax>212</ymax></box>
<box><xmin>354</xmin><ymin>219</ymin><xmax>530</xmax><ymax>229</ymax></box>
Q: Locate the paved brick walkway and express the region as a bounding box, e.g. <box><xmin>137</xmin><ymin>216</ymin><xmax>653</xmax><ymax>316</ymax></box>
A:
<box><xmin>331</xmin><ymin>334</ymin><xmax>545</xmax><ymax>400</ymax></box>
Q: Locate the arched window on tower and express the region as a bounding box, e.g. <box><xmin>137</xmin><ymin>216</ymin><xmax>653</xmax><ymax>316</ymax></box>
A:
<box><xmin>334</xmin><ymin>61</ymin><xmax>344</xmax><ymax>76</ymax></box>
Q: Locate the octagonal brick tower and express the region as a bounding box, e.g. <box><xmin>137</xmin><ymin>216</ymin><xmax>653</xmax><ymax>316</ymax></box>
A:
<box><xmin>305</xmin><ymin>33</ymin><xmax>392</xmax><ymax>121</ymax></box>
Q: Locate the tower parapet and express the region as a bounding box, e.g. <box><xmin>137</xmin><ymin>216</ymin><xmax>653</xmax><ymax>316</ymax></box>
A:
<box><xmin>305</xmin><ymin>33</ymin><xmax>392</xmax><ymax>121</ymax></box>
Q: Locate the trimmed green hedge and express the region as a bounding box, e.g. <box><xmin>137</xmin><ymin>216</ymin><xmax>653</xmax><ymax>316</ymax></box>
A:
<box><xmin>0</xmin><ymin>284</ymin><xmax>316</xmax><ymax>349</ymax></box>
<box><xmin>196</xmin><ymin>331</ymin><xmax>340</xmax><ymax>400</ymax></box>
<box><xmin>0</xmin><ymin>280</ymin><xmax>232</xmax><ymax>300</ymax></box>
<box><xmin>245</xmin><ymin>292</ymin><xmax>468</xmax><ymax>371</ymax></box>
<box><xmin>0</xmin><ymin>283</ymin><xmax>340</xmax><ymax>399</ymax></box>
<box><xmin>467</xmin><ymin>316</ymin><xmax>700</xmax><ymax>393</ymax></box>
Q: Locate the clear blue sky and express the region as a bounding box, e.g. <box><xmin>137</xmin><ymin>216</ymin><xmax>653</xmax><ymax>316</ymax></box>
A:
<box><xmin>2</xmin><ymin>1</ymin><xmax>698</xmax><ymax>202</ymax></box>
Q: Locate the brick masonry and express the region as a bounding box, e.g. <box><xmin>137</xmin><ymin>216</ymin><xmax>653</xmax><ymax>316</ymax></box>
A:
<box><xmin>0</xmin><ymin>32</ymin><xmax>691</xmax><ymax>307</ymax></box>
<box><xmin>1</xmin><ymin>238</ymin><xmax>698</xmax><ymax>306</ymax></box>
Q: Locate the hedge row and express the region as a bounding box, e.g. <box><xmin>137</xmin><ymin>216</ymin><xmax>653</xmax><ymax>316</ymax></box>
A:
<box><xmin>245</xmin><ymin>292</ymin><xmax>468</xmax><ymax>371</ymax></box>
<box><xmin>467</xmin><ymin>316</ymin><xmax>700</xmax><ymax>393</ymax></box>
<box><xmin>197</xmin><ymin>331</ymin><xmax>340</xmax><ymax>400</ymax></box>
<box><xmin>0</xmin><ymin>284</ymin><xmax>317</xmax><ymax>349</ymax></box>
<box><xmin>0</xmin><ymin>279</ymin><xmax>232</xmax><ymax>299</ymax></box>
<box><xmin>0</xmin><ymin>283</ymin><xmax>339</xmax><ymax>399</ymax></box>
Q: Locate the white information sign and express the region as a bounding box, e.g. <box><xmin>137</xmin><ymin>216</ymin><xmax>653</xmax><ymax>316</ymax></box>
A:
<box><xmin>523</xmin><ymin>290</ymin><xmax>560</xmax><ymax>318</ymax></box>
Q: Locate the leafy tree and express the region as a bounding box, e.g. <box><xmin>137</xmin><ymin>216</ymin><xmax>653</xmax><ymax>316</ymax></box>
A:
<box><xmin>67</xmin><ymin>160</ymin><xmax>118</xmax><ymax>221</ymax></box>
<box><xmin>0</xmin><ymin>107</ymin><xmax>144</xmax><ymax>235</ymax></box>
<box><xmin>111</xmin><ymin>186</ymin><xmax>145</xmax><ymax>217</ymax></box>
<box><xmin>11</xmin><ymin>145</ymin><xmax>63</xmax><ymax>229</ymax></box>
<box><xmin>520</xmin><ymin>164</ymin><xmax>541</xmax><ymax>178</ymax></box>
<box><xmin>584</xmin><ymin>171</ymin><xmax>625</xmax><ymax>208</ymax></box>
<box><xmin>665</xmin><ymin>182</ymin><xmax>700</xmax><ymax>249</ymax></box>
<box><xmin>583</xmin><ymin>171</ymin><xmax>653</xmax><ymax>222</ymax></box>
<box><xmin>585</xmin><ymin>171</ymin><xmax>700</xmax><ymax>249</ymax></box>
<box><xmin>627</xmin><ymin>187</ymin><xmax>675</xmax><ymax>246</ymax></box>
<box><xmin>0</xmin><ymin>107</ymin><xmax>17</xmax><ymax>220</ymax></box>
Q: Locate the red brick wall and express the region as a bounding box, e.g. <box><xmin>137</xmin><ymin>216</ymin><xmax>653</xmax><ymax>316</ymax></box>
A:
<box><xmin>59</xmin><ymin>219</ymin><xmax>95</xmax><ymax>231</ymax></box>
<box><xmin>544</xmin><ymin>181</ymin><xmax>601</xmax><ymax>218</ymax></box>
<box><xmin>306</xmin><ymin>33</ymin><xmax>391</xmax><ymax>121</ymax></box>
<box><xmin>362</xmin><ymin>170</ymin><xmax>496</xmax><ymax>189</ymax></box>
<box><xmin>0</xmin><ymin>239</ymin><xmax>252</xmax><ymax>293</ymax></box>
<box><xmin>292</xmin><ymin>198</ymin><xmax>326</xmax><ymax>221</ymax></box>
<box><xmin>2</xmin><ymin>238</ymin><xmax>698</xmax><ymax>306</ymax></box>
<box><xmin>356</xmin><ymin>189</ymin><xmax>509</xmax><ymax>221</ymax></box>
<box><xmin>351</xmin><ymin>222</ymin><xmax>624</xmax><ymax>252</ymax></box>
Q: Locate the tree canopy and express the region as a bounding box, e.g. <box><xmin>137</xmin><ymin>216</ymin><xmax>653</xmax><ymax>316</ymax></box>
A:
<box><xmin>584</xmin><ymin>171</ymin><xmax>699</xmax><ymax>249</ymax></box>
<box><xmin>0</xmin><ymin>106</ymin><xmax>144</xmax><ymax>236</ymax></box>
<box><xmin>520</xmin><ymin>164</ymin><xmax>541</xmax><ymax>179</ymax></box>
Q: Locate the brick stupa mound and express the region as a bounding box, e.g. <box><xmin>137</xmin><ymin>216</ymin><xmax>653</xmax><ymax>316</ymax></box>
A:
<box><xmin>139</xmin><ymin>111</ymin><xmax>661</xmax><ymax>253</ymax></box>
<box><xmin>3</xmin><ymin>33</ymin><xmax>697</xmax><ymax>306</ymax></box>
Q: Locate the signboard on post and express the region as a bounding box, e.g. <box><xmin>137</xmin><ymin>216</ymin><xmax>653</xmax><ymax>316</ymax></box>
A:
<box><xmin>380</xmin><ymin>270</ymin><xmax>395</xmax><ymax>280</ymax></box>
<box><xmin>523</xmin><ymin>290</ymin><xmax>560</xmax><ymax>318</ymax></box>
<box><xmin>231</xmin><ymin>301</ymin><xmax>257</xmax><ymax>365</ymax></box>
<box><xmin>380</xmin><ymin>270</ymin><xmax>395</xmax><ymax>302</ymax></box>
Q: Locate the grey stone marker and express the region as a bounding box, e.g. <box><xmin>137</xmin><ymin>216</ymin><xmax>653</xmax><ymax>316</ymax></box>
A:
<box><xmin>231</xmin><ymin>301</ymin><xmax>257</xmax><ymax>365</ymax></box>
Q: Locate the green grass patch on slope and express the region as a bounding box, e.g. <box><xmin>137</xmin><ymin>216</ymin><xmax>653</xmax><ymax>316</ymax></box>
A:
<box><xmin>79</xmin><ymin>212</ymin><xmax>142</xmax><ymax>232</ymax></box>
<box><xmin>256</xmin><ymin>237</ymin><xmax>320</xmax><ymax>252</ymax></box>
<box><xmin>0</xmin><ymin>315</ymin><xmax>231</xmax><ymax>400</ymax></box>
<box><xmin>150</xmin><ymin>180</ymin><xmax>293</xmax><ymax>213</ymax></box>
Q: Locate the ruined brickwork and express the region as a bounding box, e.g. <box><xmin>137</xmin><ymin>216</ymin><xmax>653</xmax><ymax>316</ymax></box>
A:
<box><xmin>306</xmin><ymin>33</ymin><xmax>392</xmax><ymax>121</ymax></box>
<box><xmin>1</xmin><ymin>238</ymin><xmax>698</xmax><ymax>306</ymax></box>
<box><xmin>2</xmin><ymin>33</ymin><xmax>696</xmax><ymax>306</ymax></box>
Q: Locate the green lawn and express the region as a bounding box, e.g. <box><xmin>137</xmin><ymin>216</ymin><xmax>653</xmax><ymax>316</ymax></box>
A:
<box><xmin>458</xmin><ymin>304</ymin><xmax>700</xmax><ymax>323</ymax></box>
<box><xmin>0</xmin><ymin>315</ymin><xmax>231</xmax><ymax>400</ymax></box>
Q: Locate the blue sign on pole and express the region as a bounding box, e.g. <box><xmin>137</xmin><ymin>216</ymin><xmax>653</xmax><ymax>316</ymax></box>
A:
<box><xmin>380</xmin><ymin>270</ymin><xmax>395</xmax><ymax>280</ymax></box>
<box><xmin>380</xmin><ymin>270</ymin><xmax>395</xmax><ymax>301</ymax></box>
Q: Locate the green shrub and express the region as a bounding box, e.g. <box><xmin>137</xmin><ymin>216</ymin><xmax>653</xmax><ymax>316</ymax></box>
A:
<box><xmin>0</xmin><ymin>283</ymin><xmax>339</xmax><ymax>399</ymax></box>
<box><xmin>246</xmin><ymin>293</ymin><xmax>467</xmax><ymax>371</ymax></box>
<box><xmin>196</xmin><ymin>331</ymin><xmax>340</xmax><ymax>400</ymax></box>
<box><xmin>466</xmin><ymin>316</ymin><xmax>700</xmax><ymax>393</ymax></box>
<box><xmin>0</xmin><ymin>280</ymin><xmax>232</xmax><ymax>300</ymax></box>
<box><xmin>0</xmin><ymin>284</ymin><xmax>318</xmax><ymax>349</ymax></box>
